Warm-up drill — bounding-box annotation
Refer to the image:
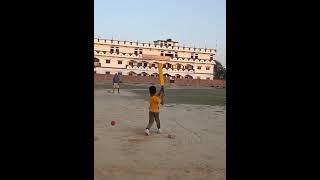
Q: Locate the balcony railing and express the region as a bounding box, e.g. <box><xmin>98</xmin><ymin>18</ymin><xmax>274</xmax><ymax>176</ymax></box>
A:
<box><xmin>94</xmin><ymin>51</ymin><xmax>215</xmax><ymax>64</ymax></box>
<box><xmin>94</xmin><ymin>39</ymin><xmax>215</xmax><ymax>53</ymax></box>
<box><xmin>126</xmin><ymin>65</ymin><xmax>194</xmax><ymax>73</ymax></box>
<box><xmin>94</xmin><ymin>51</ymin><xmax>142</xmax><ymax>58</ymax></box>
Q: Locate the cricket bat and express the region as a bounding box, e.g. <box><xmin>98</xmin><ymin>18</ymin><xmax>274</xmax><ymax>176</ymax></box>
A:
<box><xmin>158</xmin><ymin>63</ymin><xmax>164</xmax><ymax>86</ymax></box>
<box><xmin>158</xmin><ymin>63</ymin><xmax>165</xmax><ymax>105</ymax></box>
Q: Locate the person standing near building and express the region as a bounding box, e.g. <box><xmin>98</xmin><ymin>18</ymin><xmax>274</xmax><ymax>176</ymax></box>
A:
<box><xmin>112</xmin><ymin>73</ymin><xmax>120</xmax><ymax>93</ymax></box>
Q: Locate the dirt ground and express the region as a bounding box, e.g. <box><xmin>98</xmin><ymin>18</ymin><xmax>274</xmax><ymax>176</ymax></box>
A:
<box><xmin>94</xmin><ymin>89</ymin><xmax>225</xmax><ymax>180</ymax></box>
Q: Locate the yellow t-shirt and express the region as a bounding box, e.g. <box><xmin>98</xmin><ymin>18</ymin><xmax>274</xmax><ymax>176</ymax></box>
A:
<box><xmin>149</xmin><ymin>95</ymin><xmax>160</xmax><ymax>112</ymax></box>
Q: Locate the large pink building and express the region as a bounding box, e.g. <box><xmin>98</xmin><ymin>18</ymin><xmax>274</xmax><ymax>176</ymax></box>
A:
<box><xmin>94</xmin><ymin>38</ymin><xmax>216</xmax><ymax>80</ymax></box>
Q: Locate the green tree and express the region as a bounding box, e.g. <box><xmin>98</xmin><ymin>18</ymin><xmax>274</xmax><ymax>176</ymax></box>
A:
<box><xmin>214</xmin><ymin>60</ymin><xmax>226</xmax><ymax>79</ymax></box>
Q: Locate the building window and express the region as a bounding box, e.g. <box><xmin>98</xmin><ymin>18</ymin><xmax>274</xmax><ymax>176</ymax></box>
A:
<box><xmin>174</xmin><ymin>52</ymin><xmax>178</xmax><ymax>58</ymax></box>
<box><xmin>160</xmin><ymin>51</ymin><xmax>164</xmax><ymax>56</ymax></box>
<box><xmin>106</xmin><ymin>71</ymin><xmax>110</xmax><ymax>75</ymax></box>
<box><xmin>118</xmin><ymin>60</ymin><xmax>122</xmax><ymax>64</ymax></box>
<box><xmin>195</xmin><ymin>54</ymin><xmax>198</xmax><ymax>59</ymax></box>
<box><xmin>129</xmin><ymin>62</ymin><xmax>133</xmax><ymax>66</ymax></box>
<box><xmin>138</xmin><ymin>63</ymin><xmax>142</xmax><ymax>67</ymax></box>
<box><xmin>94</xmin><ymin>58</ymin><xmax>101</xmax><ymax>67</ymax></box>
<box><xmin>197</xmin><ymin>66</ymin><xmax>201</xmax><ymax>70</ymax></box>
<box><xmin>165</xmin><ymin>53</ymin><xmax>173</xmax><ymax>58</ymax></box>
<box><xmin>185</xmin><ymin>75</ymin><xmax>192</xmax><ymax>79</ymax></box>
<box><xmin>106</xmin><ymin>60</ymin><xmax>110</xmax><ymax>63</ymax></box>
<box><xmin>133</xmin><ymin>48</ymin><xmax>143</xmax><ymax>55</ymax></box>
<box><xmin>165</xmin><ymin>63</ymin><xmax>172</xmax><ymax>68</ymax></box>
<box><xmin>115</xmin><ymin>47</ymin><xmax>119</xmax><ymax>53</ymax></box>
<box><xmin>191</xmin><ymin>54</ymin><xmax>194</xmax><ymax>59</ymax></box>
<box><xmin>206</xmin><ymin>67</ymin><xmax>210</xmax><ymax>70</ymax></box>
<box><xmin>94</xmin><ymin>71</ymin><xmax>97</xmax><ymax>74</ymax></box>
<box><xmin>206</xmin><ymin>77</ymin><xmax>210</xmax><ymax>80</ymax></box>
<box><xmin>186</xmin><ymin>65</ymin><xmax>193</xmax><ymax>70</ymax></box>
<box><xmin>110</xmin><ymin>46</ymin><xmax>114</xmax><ymax>54</ymax></box>
<box><xmin>210</xmin><ymin>54</ymin><xmax>214</xmax><ymax>60</ymax></box>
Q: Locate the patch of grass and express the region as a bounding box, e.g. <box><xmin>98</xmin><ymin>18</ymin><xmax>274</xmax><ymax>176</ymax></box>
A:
<box><xmin>94</xmin><ymin>82</ymin><xmax>151</xmax><ymax>89</ymax></box>
<box><xmin>131</xmin><ymin>88</ymin><xmax>226</xmax><ymax>106</ymax></box>
<box><xmin>95</xmin><ymin>81</ymin><xmax>226</xmax><ymax>106</ymax></box>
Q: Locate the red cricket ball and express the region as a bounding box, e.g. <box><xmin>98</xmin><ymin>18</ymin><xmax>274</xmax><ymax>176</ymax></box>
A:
<box><xmin>111</xmin><ymin>120</ymin><xmax>116</xmax><ymax>126</ymax></box>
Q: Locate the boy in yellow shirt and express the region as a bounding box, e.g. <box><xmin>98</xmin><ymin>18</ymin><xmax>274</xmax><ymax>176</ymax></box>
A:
<box><xmin>145</xmin><ymin>85</ymin><xmax>164</xmax><ymax>135</ymax></box>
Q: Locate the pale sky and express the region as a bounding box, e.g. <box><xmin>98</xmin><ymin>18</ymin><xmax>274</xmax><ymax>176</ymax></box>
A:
<box><xmin>94</xmin><ymin>0</ymin><xmax>226</xmax><ymax>67</ymax></box>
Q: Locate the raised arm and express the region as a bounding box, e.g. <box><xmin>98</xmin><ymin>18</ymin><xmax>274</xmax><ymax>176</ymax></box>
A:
<box><xmin>156</xmin><ymin>86</ymin><xmax>164</xmax><ymax>96</ymax></box>
<box><xmin>159</xmin><ymin>86</ymin><xmax>165</xmax><ymax>105</ymax></box>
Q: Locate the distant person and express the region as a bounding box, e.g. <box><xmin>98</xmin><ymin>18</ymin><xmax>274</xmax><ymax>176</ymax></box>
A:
<box><xmin>145</xmin><ymin>86</ymin><xmax>164</xmax><ymax>135</ymax></box>
<box><xmin>112</xmin><ymin>73</ymin><xmax>120</xmax><ymax>93</ymax></box>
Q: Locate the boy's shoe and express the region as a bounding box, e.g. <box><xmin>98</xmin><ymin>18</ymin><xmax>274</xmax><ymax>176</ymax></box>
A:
<box><xmin>145</xmin><ymin>129</ymin><xmax>150</xmax><ymax>136</ymax></box>
<box><xmin>157</xmin><ymin>129</ymin><xmax>162</xmax><ymax>134</ymax></box>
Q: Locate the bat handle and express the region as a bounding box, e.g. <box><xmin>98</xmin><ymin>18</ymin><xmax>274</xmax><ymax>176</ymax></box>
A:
<box><xmin>161</xmin><ymin>92</ymin><xmax>165</xmax><ymax>105</ymax></box>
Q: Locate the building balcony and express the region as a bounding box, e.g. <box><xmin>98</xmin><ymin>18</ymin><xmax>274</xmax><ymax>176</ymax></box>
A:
<box><xmin>94</xmin><ymin>50</ymin><xmax>142</xmax><ymax>58</ymax></box>
<box><xmin>94</xmin><ymin>50</ymin><xmax>215</xmax><ymax>64</ymax></box>
<box><xmin>126</xmin><ymin>65</ymin><xmax>194</xmax><ymax>73</ymax></box>
<box><xmin>94</xmin><ymin>38</ymin><xmax>216</xmax><ymax>53</ymax></box>
<box><xmin>163</xmin><ymin>68</ymin><xmax>194</xmax><ymax>73</ymax></box>
<box><xmin>126</xmin><ymin>65</ymin><xmax>157</xmax><ymax>71</ymax></box>
<box><xmin>170</xmin><ymin>57</ymin><xmax>215</xmax><ymax>64</ymax></box>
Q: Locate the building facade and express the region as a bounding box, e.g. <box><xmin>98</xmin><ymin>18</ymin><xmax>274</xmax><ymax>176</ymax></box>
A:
<box><xmin>94</xmin><ymin>38</ymin><xmax>216</xmax><ymax>80</ymax></box>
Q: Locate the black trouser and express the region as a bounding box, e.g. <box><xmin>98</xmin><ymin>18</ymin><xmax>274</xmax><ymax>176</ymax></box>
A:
<box><xmin>146</xmin><ymin>112</ymin><xmax>160</xmax><ymax>129</ymax></box>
